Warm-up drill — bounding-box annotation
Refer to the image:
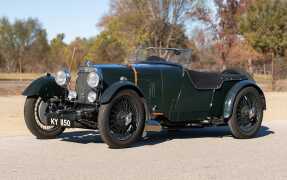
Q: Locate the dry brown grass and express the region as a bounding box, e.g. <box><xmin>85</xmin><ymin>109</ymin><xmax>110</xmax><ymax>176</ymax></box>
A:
<box><xmin>0</xmin><ymin>72</ymin><xmax>80</xmax><ymax>81</ymax></box>
<box><xmin>0</xmin><ymin>73</ymin><xmax>42</xmax><ymax>80</ymax></box>
<box><xmin>254</xmin><ymin>74</ymin><xmax>287</xmax><ymax>91</ymax></box>
<box><xmin>0</xmin><ymin>73</ymin><xmax>79</xmax><ymax>96</ymax></box>
<box><xmin>0</xmin><ymin>73</ymin><xmax>286</xmax><ymax>96</ymax></box>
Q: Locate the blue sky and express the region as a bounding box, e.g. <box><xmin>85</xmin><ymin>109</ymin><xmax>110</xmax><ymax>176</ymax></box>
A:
<box><xmin>0</xmin><ymin>0</ymin><xmax>110</xmax><ymax>43</ymax></box>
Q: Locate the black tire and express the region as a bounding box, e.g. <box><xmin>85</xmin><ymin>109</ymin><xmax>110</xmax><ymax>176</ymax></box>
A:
<box><xmin>24</xmin><ymin>97</ymin><xmax>65</xmax><ymax>139</ymax></box>
<box><xmin>222</xmin><ymin>68</ymin><xmax>254</xmax><ymax>81</ymax></box>
<box><xmin>98</xmin><ymin>89</ymin><xmax>145</xmax><ymax>148</ymax></box>
<box><xmin>228</xmin><ymin>87</ymin><xmax>263</xmax><ymax>139</ymax></box>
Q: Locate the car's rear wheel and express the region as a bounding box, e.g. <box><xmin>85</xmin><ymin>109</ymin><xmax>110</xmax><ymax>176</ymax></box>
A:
<box><xmin>98</xmin><ymin>89</ymin><xmax>145</xmax><ymax>148</ymax></box>
<box><xmin>24</xmin><ymin>97</ymin><xmax>65</xmax><ymax>139</ymax></box>
<box><xmin>228</xmin><ymin>87</ymin><xmax>263</xmax><ymax>139</ymax></box>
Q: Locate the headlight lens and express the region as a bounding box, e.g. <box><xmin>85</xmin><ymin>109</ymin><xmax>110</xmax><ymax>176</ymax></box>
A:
<box><xmin>87</xmin><ymin>91</ymin><xmax>97</xmax><ymax>103</ymax></box>
<box><xmin>55</xmin><ymin>70</ymin><xmax>70</xmax><ymax>86</ymax></box>
<box><xmin>87</xmin><ymin>72</ymin><xmax>100</xmax><ymax>88</ymax></box>
<box><xmin>68</xmin><ymin>90</ymin><xmax>77</xmax><ymax>100</ymax></box>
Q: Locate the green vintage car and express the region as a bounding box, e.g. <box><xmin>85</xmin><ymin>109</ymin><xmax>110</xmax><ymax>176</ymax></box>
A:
<box><xmin>23</xmin><ymin>47</ymin><xmax>266</xmax><ymax>148</ymax></box>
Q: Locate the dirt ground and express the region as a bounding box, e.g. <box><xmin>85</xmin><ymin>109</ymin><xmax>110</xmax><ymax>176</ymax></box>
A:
<box><xmin>0</xmin><ymin>80</ymin><xmax>30</xmax><ymax>96</ymax></box>
<box><xmin>0</xmin><ymin>92</ymin><xmax>286</xmax><ymax>137</ymax></box>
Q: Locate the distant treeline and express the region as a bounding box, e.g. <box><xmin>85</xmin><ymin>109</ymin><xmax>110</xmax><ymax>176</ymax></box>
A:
<box><xmin>0</xmin><ymin>0</ymin><xmax>287</xmax><ymax>75</ymax></box>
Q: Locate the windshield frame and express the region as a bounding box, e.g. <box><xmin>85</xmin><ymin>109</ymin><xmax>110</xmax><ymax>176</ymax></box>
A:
<box><xmin>133</xmin><ymin>47</ymin><xmax>192</xmax><ymax>65</ymax></box>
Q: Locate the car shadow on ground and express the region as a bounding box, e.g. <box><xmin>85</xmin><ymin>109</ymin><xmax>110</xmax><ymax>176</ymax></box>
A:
<box><xmin>58</xmin><ymin>126</ymin><xmax>274</xmax><ymax>147</ymax></box>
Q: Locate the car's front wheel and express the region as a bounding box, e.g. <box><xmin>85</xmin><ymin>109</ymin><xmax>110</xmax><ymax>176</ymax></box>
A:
<box><xmin>98</xmin><ymin>89</ymin><xmax>145</xmax><ymax>148</ymax></box>
<box><xmin>228</xmin><ymin>87</ymin><xmax>263</xmax><ymax>139</ymax></box>
<box><xmin>24</xmin><ymin>97</ymin><xmax>65</xmax><ymax>139</ymax></box>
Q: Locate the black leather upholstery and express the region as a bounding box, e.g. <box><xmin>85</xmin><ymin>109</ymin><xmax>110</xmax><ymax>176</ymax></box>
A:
<box><xmin>146</xmin><ymin>56</ymin><xmax>166</xmax><ymax>61</ymax></box>
<box><xmin>187</xmin><ymin>70</ymin><xmax>223</xmax><ymax>89</ymax></box>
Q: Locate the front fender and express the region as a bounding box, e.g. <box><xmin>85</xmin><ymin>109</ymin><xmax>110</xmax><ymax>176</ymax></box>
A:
<box><xmin>100</xmin><ymin>80</ymin><xmax>144</xmax><ymax>104</ymax></box>
<box><xmin>100</xmin><ymin>81</ymin><xmax>150</xmax><ymax>121</ymax></box>
<box><xmin>223</xmin><ymin>80</ymin><xmax>266</xmax><ymax>119</ymax></box>
<box><xmin>22</xmin><ymin>75</ymin><xmax>67</xmax><ymax>98</ymax></box>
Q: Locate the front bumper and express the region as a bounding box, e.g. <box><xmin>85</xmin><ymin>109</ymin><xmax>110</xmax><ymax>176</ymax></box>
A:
<box><xmin>45</xmin><ymin>107</ymin><xmax>97</xmax><ymax>128</ymax></box>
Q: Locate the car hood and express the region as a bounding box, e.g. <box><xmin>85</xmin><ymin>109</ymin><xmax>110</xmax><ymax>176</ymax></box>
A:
<box><xmin>95</xmin><ymin>64</ymin><xmax>134</xmax><ymax>88</ymax></box>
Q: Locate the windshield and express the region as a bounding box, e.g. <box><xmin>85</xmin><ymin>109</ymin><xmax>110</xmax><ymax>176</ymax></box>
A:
<box><xmin>131</xmin><ymin>47</ymin><xmax>192</xmax><ymax>66</ymax></box>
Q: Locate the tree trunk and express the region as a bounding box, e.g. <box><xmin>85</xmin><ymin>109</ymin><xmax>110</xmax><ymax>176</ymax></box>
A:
<box><xmin>248</xmin><ymin>58</ymin><xmax>253</xmax><ymax>76</ymax></box>
<box><xmin>271</xmin><ymin>53</ymin><xmax>275</xmax><ymax>91</ymax></box>
<box><xmin>221</xmin><ymin>52</ymin><xmax>227</xmax><ymax>70</ymax></box>
<box><xmin>18</xmin><ymin>57</ymin><xmax>22</xmax><ymax>81</ymax></box>
<box><xmin>70</xmin><ymin>47</ymin><xmax>76</xmax><ymax>71</ymax></box>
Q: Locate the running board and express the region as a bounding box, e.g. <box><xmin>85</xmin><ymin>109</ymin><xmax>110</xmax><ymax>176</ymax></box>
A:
<box><xmin>144</xmin><ymin>119</ymin><xmax>162</xmax><ymax>132</ymax></box>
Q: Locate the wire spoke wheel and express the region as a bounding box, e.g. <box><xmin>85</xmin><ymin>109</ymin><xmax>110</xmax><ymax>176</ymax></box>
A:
<box><xmin>236</xmin><ymin>93</ymin><xmax>260</xmax><ymax>133</ymax></box>
<box><xmin>109</xmin><ymin>96</ymin><xmax>139</xmax><ymax>141</ymax></box>
<box><xmin>24</xmin><ymin>97</ymin><xmax>64</xmax><ymax>139</ymax></box>
<box><xmin>34</xmin><ymin>98</ymin><xmax>57</xmax><ymax>131</ymax></box>
<box><xmin>98</xmin><ymin>90</ymin><xmax>145</xmax><ymax>148</ymax></box>
<box><xmin>228</xmin><ymin>87</ymin><xmax>264</xmax><ymax>139</ymax></box>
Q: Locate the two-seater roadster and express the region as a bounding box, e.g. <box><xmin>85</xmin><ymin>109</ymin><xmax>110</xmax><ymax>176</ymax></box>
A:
<box><xmin>23</xmin><ymin>48</ymin><xmax>266</xmax><ymax>148</ymax></box>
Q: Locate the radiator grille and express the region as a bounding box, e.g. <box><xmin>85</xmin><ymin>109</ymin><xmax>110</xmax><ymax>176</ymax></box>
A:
<box><xmin>75</xmin><ymin>71</ymin><xmax>91</xmax><ymax>103</ymax></box>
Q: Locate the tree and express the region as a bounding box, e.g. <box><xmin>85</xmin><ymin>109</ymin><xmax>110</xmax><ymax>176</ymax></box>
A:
<box><xmin>239</xmin><ymin>0</ymin><xmax>287</xmax><ymax>89</ymax></box>
<box><xmin>87</xmin><ymin>32</ymin><xmax>127</xmax><ymax>64</ymax></box>
<box><xmin>49</xmin><ymin>33</ymin><xmax>70</xmax><ymax>70</ymax></box>
<box><xmin>0</xmin><ymin>17</ymin><xmax>17</xmax><ymax>72</ymax></box>
<box><xmin>0</xmin><ymin>17</ymin><xmax>50</xmax><ymax>72</ymax></box>
<box><xmin>97</xmin><ymin>0</ymin><xmax>208</xmax><ymax>63</ymax></box>
<box><xmin>213</xmin><ymin>0</ymin><xmax>252</xmax><ymax>69</ymax></box>
<box><xmin>24</xmin><ymin>28</ymin><xmax>50</xmax><ymax>72</ymax></box>
<box><xmin>67</xmin><ymin>37</ymin><xmax>90</xmax><ymax>70</ymax></box>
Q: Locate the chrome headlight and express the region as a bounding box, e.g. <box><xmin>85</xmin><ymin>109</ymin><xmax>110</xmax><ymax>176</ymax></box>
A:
<box><xmin>87</xmin><ymin>72</ymin><xmax>100</xmax><ymax>88</ymax></box>
<box><xmin>55</xmin><ymin>70</ymin><xmax>71</xmax><ymax>86</ymax></box>
<box><xmin>68</xmin><ymin>90</ymin><xmax>77</xmax><ymax>100</ymax></box>
<box><xmin>87</xmin><ymin>91</ymin><xmax>97</xmax><ymax>103</ymax></box>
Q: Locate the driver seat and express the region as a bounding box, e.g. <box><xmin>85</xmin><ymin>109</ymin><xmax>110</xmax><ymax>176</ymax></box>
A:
<box><xmin>187</xmin><ymin>70</ymin><xmax>223</xmax><ymax>90</ymax></box>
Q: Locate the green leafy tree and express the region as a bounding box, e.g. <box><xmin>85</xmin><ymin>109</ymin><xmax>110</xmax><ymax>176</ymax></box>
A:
<box><xmin>0</xmin><ymin>17</ymin><xmax>17</xmax><ymax>72</ymax></box>
<box><xmin>239</xmin><ymin>0</ymin><xmax>287</xmax><ymax>89</ymax></box>
<box><xmin>49</xmin><ymin>33</ymin><xmax>70</xmax><ymax>70</ymax></box>
<box><xmin>240</xmin><ymin>0</ymin><xmax>287</xmax><ymax>56</ymax></box>
<box><xmin>96</xmin><ymin>0</ymin><xmax>209</xmax><ymax>63</ymax></box>
<box><xmin>0</xmin><ymin>17</ymin><xmax>49</xmax><ymax>72</ymax></box>
<box><xmin>87</xmin><ymin>32</ymin><xmax>127</xmax><ymax>64</ymax></box>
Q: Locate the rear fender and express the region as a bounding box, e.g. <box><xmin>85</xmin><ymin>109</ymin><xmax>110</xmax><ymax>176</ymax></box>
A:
<box><xmin>22</xmin><ymin>74</ymin><xmax>67</xmax><ymax>98</ymax></box>
<box><xmin>223</xmin><ymin>80</ymin><xmax>266</xmax><ymax>119</ymax></box>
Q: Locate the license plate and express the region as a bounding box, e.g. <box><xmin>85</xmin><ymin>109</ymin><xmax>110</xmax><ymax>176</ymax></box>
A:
<box><xmin>49</xmin><ymin>118</ymin><xmax>73</xmax><ymax>127</ymax></box>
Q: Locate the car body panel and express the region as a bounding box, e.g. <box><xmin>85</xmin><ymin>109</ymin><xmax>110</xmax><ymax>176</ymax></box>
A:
<box><xmin>22</xmin><ymin>75</ymin><xmax>66</xmax><ymax>98</ymax></box>
<box><xmin>223</xmin><ymin>80</ymin><xmax>266</xmax><ymax>119</ymax></box>
<box><xmin>209</xmin><ymin>80</ymin><xmax>239</xmax><ymax>118</ymax></box>
<box><xmin>94</xmin><ymin>64</ymin><xmax>135</xmax><ymax>89</ymax></box>
<box><xmin>133</xmin><ymin>64</ymin><xmax>163</xmax><ymax>112</ymax></box>
<box><xmin>22</xmin><ymin>59</ymin><xmax>266</xmax><ymax>125</ymax></box>
<box><xmin>160</xmin><ymin>65</ymin><xmax>183</xmax><ymax>118</ymax></box>
<box><xmin>171</xmin><ymin>72</ymin><xmax>214</xmax><ymax>121</ymax></box>
<box><xmin>100</xmin><ymin>80</ymin><xmax>144</xmax><ymax>104</ymax></box>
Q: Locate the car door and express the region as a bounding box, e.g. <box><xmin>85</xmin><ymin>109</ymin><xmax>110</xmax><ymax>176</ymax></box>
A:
<box><xmin>170</xmin><ymin>71</ymin><xmax>214</xmax><ymax>122</ymax></box>
<box><xmin>134</xmin><ymin>64</ymin><xmax>163</xmax><ymax>112</ymax></box>
<box><xmin>160</xmin><ymin>64</ymin><xmax>183</xmax><ymax>117</ymax></box>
